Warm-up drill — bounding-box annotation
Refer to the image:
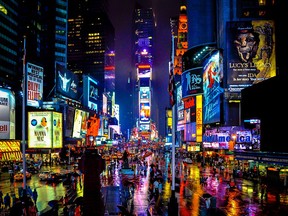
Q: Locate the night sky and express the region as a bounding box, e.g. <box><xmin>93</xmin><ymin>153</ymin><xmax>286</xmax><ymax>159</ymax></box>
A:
<box><xmin>108</xmin><ymin>0</ymin><xmax>181</xmax><ymax>138</ymax></box>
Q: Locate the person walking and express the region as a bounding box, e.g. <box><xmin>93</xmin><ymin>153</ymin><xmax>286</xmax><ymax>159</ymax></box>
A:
<box><xmin>32</xmin><ymin>189</ymin><xmax>38</xmax><ymax>204</ymax></box>
<box><xmin>3</xmin><ymin>193</ymin><xmax>11</xmax><ymax>209</ymax></box>
<box><xmin>0</xmin><ymin>190</ymin><xmax>3</xmax><ymax>208</ymax></box>
<box><xmin>10</xmin><ymin>175</ymin><xmax>14</xmax><ymax>187</ymax></box>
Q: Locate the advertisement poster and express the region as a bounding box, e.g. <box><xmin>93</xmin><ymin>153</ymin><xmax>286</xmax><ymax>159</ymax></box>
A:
<box><xmin>52</xmin><ymin>112</ymin><xmax>63</xmax><ymax>148</ymax></box>
<box><xmin>65</xmin><ymin>106</ymin><xmax>75</xmax><ymax>137</ymax></box>
<box><xmin>28</xmin><ymin>112</ymin><xmax>53</xmax><ymax>148</ymax></box>
<box><xmin>139</xmin><ymin>87</ymin><xmax>150</xmax><ymax>102</ymax></box>
<box><xmin>182</xmin><ymin>67</ymin><xmax>203</xmax><ymax>99</ymax></box>
<box><xmin>27</xmin><ymin>62</ymin><xmax>44</xmax><ymax>107</ymax></box>
<box><xmin>138</xmin><ymin>66</ymin><xmax>152</xmax><ymax>79</ymax></box>
<box><xmin>139</xmin><ymin>102</ymin><xmax>150</xmax><ymax>122</ymax></box>
<box><xmin>56</xmin><ymin>63</ymin><xmax>79</xmax><ymax>100</ymax></box>
<box><xmin>0</xmin><ymin>88</ymin><xmax>15</xmax><ymax>139</ymax></box>
<box><xmin>203</xmin><ymin>51</ymin><xmax>223</xmax><ymax>124</ymax></box>
<box><xmin>226</xmin><ymin>20</ymin><xmax>276</xmax><ymax>92</ymax></box>
<box><xmin>72</xmin><ymin>109</ymin><xmax>88</xmax><ymax>138</ymax></box>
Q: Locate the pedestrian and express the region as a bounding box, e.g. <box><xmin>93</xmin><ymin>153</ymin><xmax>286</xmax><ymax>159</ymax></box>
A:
<box><xmin>10</xmin><ymin>175</ymin><xmax>14</xmax><ymax>186</ymax></box>
<box><xmin>0</xmin><ymin>190</ymin><xmax>3</xmax><ymax>208</ymax></box>
<box><xmin>3</xmin><ymin>193</ymin><xmax>11</xmax><ymax>209</ymax></box>
<box><xmin>32</xmin><ymin>189</ymin><xmax>38</xmax><ymax>204</ymax></box>
<box><xmin>27</xmin><ymin>201</ymin><xmax>38</xmax><ymax>216</ymax></box>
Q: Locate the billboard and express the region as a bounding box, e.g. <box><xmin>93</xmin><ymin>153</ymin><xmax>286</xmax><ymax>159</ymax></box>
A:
<box><xmin>27</xmin><ymin>63</ymin><xmax>44</xmax><ymax>107</ymax></box>
<box><xmin>138</xmin><ymin>66</ymin><xmax>152</xmax><ymax>79</ymax></box>
<box><xmin>28</xmin><ymin>111</ymin><xmax>63</xmax><ymax>148</ymax></box>
<box><xmin>65</xmin><ymin>106</ymin><xmax>75</xmax><ymax>137</ymax></box>
<box><xmin>72</xmin><ymin>109</ymin><xmax>89</xmax><ymax>139</ymax></box>
<box><xmin>139</xmin><ymin>102</ymin><xmax>151</xmax><ymax>123</ymax></box>
<box><xmin>0</xmin><ymin>88</ymin><xmax>15</xmax><ymax>139</ymax></box>
<box><xmin>83</xmin><ymin>75</ymin><xmax>99</xmax><ymax>111</ymax></box>
<box><xmin>203</xmin><ymin>50</ymin><xmax>223</xmax><ymax>124</ymax></box>
<box><xmin>184</xmin><ymin>122</ymin><xmax>196</xmax><ymax>142</ymax></box>
<box><xmin>182</xmin><ymin>67</ymin><xmax>203</xmax><ymax>99</ymax></box>
<box><xmin>56</xmin><ymin>63</ymin><xmax>79</xmax><ymax>100</ymax></box>
<box><xmin>226</xmin><ymin>20</ymin><xmax>276</xmax><ymax>92</ymax></box>
<box><xmin>139</xmin><ymin>87</ymin><xmax>150</xmax><ymax>102</ymax></box>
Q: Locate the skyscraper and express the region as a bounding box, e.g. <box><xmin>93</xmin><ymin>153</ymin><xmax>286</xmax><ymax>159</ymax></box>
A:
<box><xmin>133</xmin><ymin>5</ymin><xmax>155</xmax><ymax>139</ymax></box>
<box><xmin>67</xmin><ymin>0</ymin><xmax>115</xmax><ymax>112</ymax></box>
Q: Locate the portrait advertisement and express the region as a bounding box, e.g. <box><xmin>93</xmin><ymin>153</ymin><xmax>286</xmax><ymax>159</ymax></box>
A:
<box><xmin>28</xmin><ymin>112</ymin><xmax>53</xmax><ymax>148</ymax></box>
<box><xmin>226</xmin><ymin>20</ymin><xmax>276</xmax><ymax>92</ymax></box>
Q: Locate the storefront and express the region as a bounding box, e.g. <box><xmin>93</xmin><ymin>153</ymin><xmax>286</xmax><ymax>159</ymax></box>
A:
<box><xmin>0</xmin><ymin>140</ymin><xmax>22</xmax><ymax>161</ymax></box>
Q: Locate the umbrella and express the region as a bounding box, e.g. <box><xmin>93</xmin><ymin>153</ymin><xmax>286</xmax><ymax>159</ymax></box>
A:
<box><xmin>48</xmin><ymin>200</ymin><xmax>59</xmax><ymax>207</ymax></box>
<box><xmin>202</xmin><ymin>193</ymin><xmax>212</xmax><ymax>199</ymax></box>
<box><xmin>73</xmin><ymin>196</ymin><xmax>84</xmax><ymax>206</ymax></box>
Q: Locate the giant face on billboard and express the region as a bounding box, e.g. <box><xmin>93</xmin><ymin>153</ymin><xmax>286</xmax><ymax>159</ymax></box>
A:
<box><xmin>27</xmin><ymin>63</ymin><xmax>44</xmax><ymax>107</ymax></box>
<box><xmin>56</xmin><ymin>63</ymin><xmax>79</xmax><ymax>100</ymax></box>
<box><xmin>28</xmin><ymin>111</ymin><xmax>63</xmax><ymax>148</ymax></box>
<box><xmin>226</xmin><ymin>20</ymin><xmax>276</xmax><ymax>92</ymax></box>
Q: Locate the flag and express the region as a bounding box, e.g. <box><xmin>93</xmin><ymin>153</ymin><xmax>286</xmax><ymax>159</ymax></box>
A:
<box><xmin>168</xmin><ymin>62</ymin><xmax>175</xmax><ymax>106</ymax></box>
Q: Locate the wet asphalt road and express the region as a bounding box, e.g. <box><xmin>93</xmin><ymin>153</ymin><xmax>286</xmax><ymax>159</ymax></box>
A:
<box><xmin>1</xmin><ymin>155</ymin><xmax>288</xmax><ymax>216</ymax></box>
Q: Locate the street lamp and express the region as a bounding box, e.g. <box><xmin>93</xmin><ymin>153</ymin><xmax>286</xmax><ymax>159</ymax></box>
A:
<box><xmin>21</xmin><ymin>36</ymin><xmax>27</xmax><ymax>192</ymax></box>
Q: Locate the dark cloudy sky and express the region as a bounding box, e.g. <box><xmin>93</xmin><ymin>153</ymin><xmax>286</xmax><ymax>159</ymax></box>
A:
<box><xmin>108</xmin><ymin>0</ymin><xmax>180</xmax><ymax>137</ymax></box>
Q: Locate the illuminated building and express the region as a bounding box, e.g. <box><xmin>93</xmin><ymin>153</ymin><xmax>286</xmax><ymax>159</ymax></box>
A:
<box><xmin>133</xmin><ymin>5</ymin><xmax>155</xmax><ymax>140</ymax></box>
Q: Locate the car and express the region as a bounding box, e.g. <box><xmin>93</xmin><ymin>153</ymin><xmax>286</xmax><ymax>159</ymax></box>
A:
<box><xmin>46</xmin><ymin>172</ymin><xmax>62</xmax><ymax>183</ymax></box>
<box><xmin>14</xmin><ymin>171</ymin><xmax>32</xmax><ymax>181</ymax></box>
<box><xmin>183</xmin><ymin>158</ymin><xmax>193</xmax><ymax>164</ymax></box>
<box><xmin>26</xmin><ymin>165</ymin><xmax>40</xmax><ymax>174</ymax></box>
<box><xmin>38</xmin><ymin>170</ymin><xmax>53</xmax><ymax>181</ymax></box>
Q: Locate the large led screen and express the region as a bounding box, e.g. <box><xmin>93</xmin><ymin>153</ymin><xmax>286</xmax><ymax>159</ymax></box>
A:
<box><xmin>27</xmin><ymin>62</ymin><xmax>44</xmax><ymax>107</ymax></box>
<box><xmin>28</xmin><ymin>111</ymin><xmax>63</xmax><ymax>148</ymax></box>
<box><xmin>226</xmin><ymin>20</ymin><xmax>276</xmax><ymax>92</ymax></box>
<box><xmin>138</xmin><ymin>65</ymin><xmax>152</xmax><ymax>79</ymax></box>
<box><xmin>203</xmin><ymin>50</ymin><xmax>223</xmax><ymax>124</ymax></box>
<box><xmin>72</xmin><ymin>109</ymin><xmax>89</xmax><ymax>138</ymax></box>
<box><xmin>139</xmin><ymin>87</ymin><xmax>150</xmax><ymax>102</ymax></box>
<box><xmin>0</xmin><ymin>88</ymin><xmax>15</xmax><ymax>139</ymax></box>
<box><xmin>139</xmin><ymin>102</ymin><xmax>150</xmax><ymax>123</ymax></box>
<box><xmin>56</xmin><ymin>63</ymin><xmax>79</xmax><ymax>100</ymax></box>
<box><xmin>182</xmin><ymin>67</ymin><xmax>203</xmax><ymax>99</ymax></box>
<box><xmin>83</xmin><ymin>75</ymin><xmax>99</xmax><ymax>111</ymax></box>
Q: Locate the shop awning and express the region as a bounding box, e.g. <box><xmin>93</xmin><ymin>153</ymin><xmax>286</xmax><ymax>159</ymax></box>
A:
<box><xmin>0</xmin><ymin>140</ymin><xmax>22</xmax><ymax>161</ymax></box>
<box><xmin>0</xmin><ymin>151</ymin><xmax>22</xmax><ymax>161</ymax></box>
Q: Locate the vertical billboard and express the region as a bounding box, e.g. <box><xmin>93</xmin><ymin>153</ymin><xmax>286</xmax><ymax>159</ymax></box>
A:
<box><xmin>72</xmin><ymin>109</ymin><xmax>89</xmax><ymax>139</ymax></box>
<box><xmin>226</xmin><ymin>20</ymin><xmax>276</xmax><ymax>92</ymax></box>
<box><xmin>52</xmin><ymin>112</ymin><xmax>63</xmax><ymax>148</ymax></box>
<box><xmin>28</xmin><ymin>111</ymin><xmax>63</xmax><ymax>148</ymax></box>
<box><xmin>139</xmin><ymin>102</ymin><xmax>151</xmax><ymax>123</ymax></box>
<box><xmin>166</xmin><ymin>109</ymin><xmax>172</xmax><ymax>135</ymax></box>
<box><xmin>56</xmin><ymin>63</ymin><xmax>79</xmax><ymax>100</ymax></box>
<box><xmin>83</xmin><ymin>75</ymin><xmax>99</xmax><ymax>111</ymax></box>
<box><xmin>203</xmin><ymin>50</ymin><xmax>223</xmax><ymax>124</ymax></box>
<box><xmin>139</xmin><ymin>87</ymin><xmax>150</xmax><ymax>102</ymax></box>
<box><xmin>65</xmin><ymin>106</ymin><xmax>75</xmax><ymax>137</ymax></box>
<box><xmin>0</xmin><ymin>88</ymin><xmax>15</xmax><ymax>139</ymax></box>
<box><xmin>196</xmin><ymin>95</ymin><xmax>202</xmax><ymax>142</ymax></box>
<box><xmin>27</xmin><ymin>63</ymin><xmax>44</xmax><ymax>107</ymax></box>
